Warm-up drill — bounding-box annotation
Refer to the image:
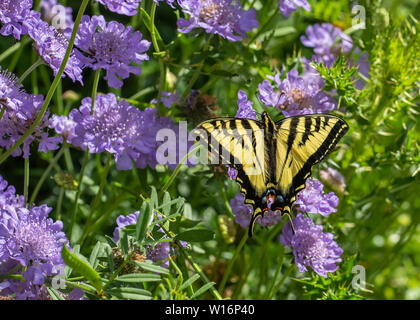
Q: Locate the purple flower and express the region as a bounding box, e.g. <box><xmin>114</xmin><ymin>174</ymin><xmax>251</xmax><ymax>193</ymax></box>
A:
<box><xmin>236</xmin><ymin>90</ymin><xmax>256</xmax><ymax>120</ymax></box>
<box><xmin>49</xmin><ymin>114</ymin><xmax>77</xmax><ymax>143</ymax></box>
<box><xmin>0</xmin><ymin>175</ymin><xmax>68</xmax><ymax>299</ymax></box>
<box><xmin>94</xmin><ymin>0</ymin><xmax>141</xmax><ymax>16</ymax></box>
<box><xmin>177</xmin><ymin>0</ymin><xmax>259</xmax><ymax>42</ymax></box>
<box><xmin>155</xmin><ymin>0</ymin><xmax>176</xmax><ymax>8</ymax></box>
<box><xmin>40</xmin><ymin>0</ymin><xmax>74</xmax><ymax>34</ymax></box>
<box><xmin>67</xmin><ymin>93</ymin><xmax>158</xmax><ymax>170</ymax></box>
<box><xmin>150</xmin><ymin>91</ymin><xmax>181</xmax><ymax>108</ymax></box>
<box><xmin>258</xmin><ymin>69</ymin><xmax>337</xmax><ymax>117</ymax></box>
<box><xmin>75</xmin><ymin>15</ymin><xmax>150</xmax><ymax>89</ymax></box>
<box><xmin>0</xmin><ymin>0</ymin><xmax>35</xmax><ymax>40</ymax></box>
<box><xmin>113</xmin><ymin>211</ymin><xmax>140</xmax><ymax>242</ymax></box>
<box><xmin>280</xmin><ymin>213</ymin><xmax>343</xmax><ymax>277</ymax></box>
<box><xmin>301</xmin><ymin>23</ymin><xmax>353</xmax><ymax>67</ymax></box>
<box><xmin>278</xmin><ymin>0</ymin><xmax>310</xmax><ymax>18</ymax></box>
<box><xmin>0</xmin><ymin>90</ymin><xmax>62</xmax><ymax>158</ymax></box>
<box><xmin>0</xmin><ymin>67</ymin><xmax>26</xmax><ymax>117</ymax></box>
<box><xmin>230</xmin><ymin>194</ymin><xmax>283</xmax><ymax>228</ymax></box>
<box><xmin>27</xmin><ymin>16</ymin><xmax>83</xmax><ymax>84</ymax></box>
<box><xmin>319</xmin><ymin>167</ymin><xmax>346</xmax><ymax>195</ymax></box>
<box><xmin>295</xmin><ymin>178</ymin><xmax>338</xmax><ymax>216</ymax></box>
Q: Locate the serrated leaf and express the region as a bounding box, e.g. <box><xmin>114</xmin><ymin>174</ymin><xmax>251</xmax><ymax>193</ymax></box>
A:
<box><xmin>180</xmin><ymin>274</ymin><xmax>200</xmax><ymax>291</ymax></box>
<box><xmin>62</xmin><ymin>244</ymin><xmax>103</xmax><ymax>292</ymax></box>
<box><xmin>132</xmin><ymin>261</ymin><xmax>170</xmax><ymax>275</ymax></box>
<box><xmin>191</xmin><ymin>282</ymin><xmax>215</xmax><ymax>299</ymax></box>
<box><xmin>177</xmin><ymin>229</ymin><xmax>214</xmax><ymax>242</ymax></box>
<box><xmin>115</xmin><ymin>273</ymin><xmax>161</xmax><ymax>283</ymax></box>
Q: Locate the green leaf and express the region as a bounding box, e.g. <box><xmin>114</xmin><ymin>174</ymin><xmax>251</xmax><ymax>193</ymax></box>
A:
<box><xmin>180</xmin><ymin>274</ymin><xmax>200</xmax><ymax>291</ymax></box>
<box><xmin>106</xmin><ymin>287</ymin><xmax>152</xmax><ymax>300</ymax></box>
<box><xmin>150</xmin><ymin>186</ymin><xmax>159</xmax><ymax>209</ymax></box>
<box><xmin>191</xmin><ymin>282</ymin><xmax>215</xmax><ymax>299</ymax></box>
<box><xmin>136</xmin><ymin>200</ymin><xmax>153</xmax><ymax>242</ymax></box>
<box><xmin>177</xmin><ymin>229</ymin><xmax>215</xmax><ymax>242</ymax></box>
<box><xmin>46</xmin><ymin>287</ymin><xmax>65</xmax><ymax>300</ymax></box>
<box><xmin>115</xmin><ymin>273</ymin><xmax>161</xmax><ymax>283</ymax></box>
<box><xmin>89</xmin><ymin>241</ymin><xmax>102</xmax><ymax>270</ymax></box>
<box><xmin>61</xmin><ymin>244</ymin><xmax>103</xmax><ymax>292</ymax></box>
<box><xmin>132</xmin><ymin>260</ymin><xmax>170</xmax><ymax>275</ymax></box>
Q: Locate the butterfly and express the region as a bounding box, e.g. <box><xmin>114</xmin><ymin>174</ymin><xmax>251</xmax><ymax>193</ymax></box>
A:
<box><xmin>193</xmin><ymin>111</ymin><xmax>348</xmax><ymax>237</ymax></box>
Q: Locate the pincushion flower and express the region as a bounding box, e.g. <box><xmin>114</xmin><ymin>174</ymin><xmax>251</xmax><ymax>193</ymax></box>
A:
<box><xmin>258</xmin><ymin>69</ymin><xmax>337</xmax><ymax>117</ymax></box>
<box><xmin>177</xmin><ymin>0</ymin><xmax>259</xmax><ymax>42</ymax></box>
<box><xmin>230</xmin><ymin>194</ymin><xmax>283</xmax><ymax>228</ymax></box>
<box><xmin>295</xmin><ymin>178</ymin><xmax>339</xmax><ymax>216</ymax></box>
<box><xmin>301</xmin><ymin>23</ymin><xmax>353</xmax><ymax>67</ymax></box>
<box><xmin>320</xmin><ymin>167</ymin><xmax>346</xmax><ymax>195</ymax></box>
<box><xmin>48</xmin><ymin>114</ymin><xmax>77</xmax><ymax>143</ymax></box>
<box><xmin>0</xmin><ymin>175</ymin><xmax>68</xmax><ymax>299</ymax></box>
<box><xmin>278</xmin><ymin>0</ymin><xmax>310</xmax><ymax>18</ymax></box>
<box><xmin>280</xmin><ymin>213</ymin><xmax>343</xmax><ymax>278</ymax></box>
<box><xmin>28</xmin><ymin>17</ymin><xmax>83</xmax><ymax>84</ymax></box>
<box><xmin>95</xmin><ymin>0</ymin><xmax>141</xmax><ymax>16</ymax></box>
<box><xmin>40</xmin><ymin>0</ymin><xmax>74</xmax><ymax>34</ymax></box>
<box><xmin>0</xmin><ymin>0</ymin><xmax>35</xmax><ymax>40</ymax></box>
<box><xmin>67</xmin><ymin>93</ymin><xmax>158</xmax><ymax>170</ymax></box>
<box><xmin>150</xmin><ymin>91</ymin><xmax>181</xmax><ymax>108</ymax></box>
<box><xmin>75</xmin><ymin>15</ymin><xmax>150</xmax><ymax>89</ymax></box>
<box><xmin>0</xmin><ymin>68</ymin><xmax>26</xmax><ymax>118</ymax></box>
<box><xmin>0</xmin><ymin>90</ymin><xmax>62</xmax><ymax>158</ymax></box>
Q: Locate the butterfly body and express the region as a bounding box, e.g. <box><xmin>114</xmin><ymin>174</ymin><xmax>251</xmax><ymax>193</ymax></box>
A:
<box><xmin>194</xmin><ymin>112</ymin><xmax>348</xmax><ymax>237</ymax></box>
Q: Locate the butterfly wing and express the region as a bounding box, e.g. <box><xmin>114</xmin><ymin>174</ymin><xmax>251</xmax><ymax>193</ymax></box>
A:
<box><xmin>193</xmin><ymin>117</ymin><xmax>269</xmax><ymax>214</ymax></box>
<box><xmin>274</xmin><ymin>114</ymin><xmax>349</xmax><ymax>212</ymax></box>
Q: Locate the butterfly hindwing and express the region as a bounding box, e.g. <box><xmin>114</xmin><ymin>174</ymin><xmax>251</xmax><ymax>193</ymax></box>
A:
<box><xmin>275</xmin><ymin>114</ymin><xmax>349</xmax><ymax>206</ymax></box>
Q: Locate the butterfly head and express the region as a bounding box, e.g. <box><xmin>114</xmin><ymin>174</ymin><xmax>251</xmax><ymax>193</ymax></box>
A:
<box><xmin>261</xmin><ymin>188</ymin><xmax>285</xmax><ymax>212</ymax></box>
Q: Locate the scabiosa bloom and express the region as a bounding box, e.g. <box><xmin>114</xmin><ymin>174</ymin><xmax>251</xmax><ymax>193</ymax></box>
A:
<box><xmin>0</xmin><ymin>68</ymin><xmax>26</xmax><ymax>117</ymax></box>
<box><xmin>0</xmin><ymin>92</ymin><xmax>62</xmax><ymax>158</ymax></box>
<box><xmin>48</xmin><ymin>114</ymin><xmax>77</xmax><ymax>143</ymax></box>
<box><xmin>150</xmin><ymin>91</ymin><xmax>181</xmax><ymax>108</ymax></box>
<box><xmin>0</xmin><ymin>176</ymin><xmax>68</xmax><ymax>299</ymax></box>
<box><xmin>113</xmin><ymin>211</ymin><xmax>140</xmax><ymax>242</ymax></box>
<box><xmin>67</xmin><ymin>93</ymin><xmax>157</xmax><ymax>170</ymax></box>
<box><xmin>280</xmin><ymin>213</ymin><xmax>343</xmax><ymax>277</ymax></box>
<box><xmin>95</xmin><ymin>0</ymin><xmax>141</xmax><ymax>16</ymax></box>
<box><xmin>301</xmin><ymin>23</ymin><xmax>353</xmax><ymax>67</ymax></box>
<box><xmin>230</xmin><ymin>194</ymin><xmax>283</xmax><ymax>228</ymax></box>
<box><xmin>278</xmin><ymin>0</ymin><xmax>310</xmax><ymax>18</ymax></box>
<box><xmin>0</xmin><ymin>0</ymin><xmax>35</xmax><ymax>40</ymax></box>
<box><xmin>177</xmin><ymin>0</ymin><xmax>259</xmax><ymax>42</ymax></box>
<box><xmin>40</xmin><ymin>0</ymin><xmax>74</xmax><ymax>34</ymax></box>
<box><xmin>75</xmin><ymin>15</ymin><xmax>150</xmax><ymax>89</ymax></box>
<box><xmin>295</xmin><ymin>178</ymin><xmax>338</xmax><ymax>216</ymax></box>
<box><xmin>258</xmin><ymin>69</ymin><xmax>337</xmax><ymax>117</ymax></box>
<box><xmin>27</xmin><ymin>17</ymin><xmax>83</xmax><ymax>84</ymax></box>
<box><xmin>320</xmin><ymin>167</ymin><xmax>346</xmax><ymax>195</ymax></box>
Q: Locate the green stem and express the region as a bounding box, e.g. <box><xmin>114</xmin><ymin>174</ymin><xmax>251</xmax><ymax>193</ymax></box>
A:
<box><xmin>269</xmin><ymin>264</ymin><xmax>294</xmax><ymax>298</ymax></box>
<box><xmin>78</xmin><ymin>153</ymin><xmax>112</xmax><ymax>245</ymax></box>
<box><xmin>0</xmin><ymin>0</ymin><xmax>90</xmax><ymax>166</ymax></box>
<box><xmin>182</xmin><ymin>37</ymin><xmax>212</xmax><ymax>99</ymax></box>
<box><xmin>8</xmin><ymin>37</ymin><xmax>26</xmax><ymax>72</ymax></box>
<box><xmin>23</xmin><ymin>157</ymin><xmax>30</xmax><ymax>204</ymax></box>
<box><xmin>91</xmin><ymin>69</ymin><xmax>101</xmax><ymax>114</ymax></box>
<box><xmin>17</xmin><ymin>58</ymin><xmax>44</xmax><ymax>85</ymax></box>
<box><xmin>0</xmin><ymin>38</ymin><xmax>31</xmax><ymax>63</ymax></box>
<box><xmin>30</xmin><ymin>146</ymin><xmax>66</xmax><ymax>205</ymax></box>
<box><xmin>56</xmin><ymin>187</ymin><xmax>64</xmax><ymax>221</ymax></box>
<box><xmin>218</xmin><ymin>232</ymin><xmax>248</xmax><ymax>294</ymax></box>
<box><xmin>248</xmin><ymin>7</ymin><xmax>279</xmax><ymax>46</ymax></box>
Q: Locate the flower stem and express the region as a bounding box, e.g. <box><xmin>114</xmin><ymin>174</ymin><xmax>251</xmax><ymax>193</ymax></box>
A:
<box><xmin>56</xmin><ymin>187</ymin><xmax>64</xmax><ymax>221</ymax></box>
<box><xmin>0</xmin><ymin>0</ymin><xmax>90</xmax><ymax>166</ymax></box>
<box><xmin>248</xmin><ymin>7</ymin><xmax>279</xmax><ymax>46</ymax></box>
<box><xmin>91</xmin><ymin>68</ymin><xmax>101</xmax><ymax>114</ymax></box>
<box><xmin>218</xmin><ymin>232</ymin><xmax>248</xmax><ymax>294</ymax></box>
<box><xmin>0</xmin><ymin>37</ymin><xmax>31</xmax><ymax>63</ymax></box>
<box><xmin>17</xmin><ymin>58</ymin><xmax>44</xmax><ymax>85</ymax></box>
<box><xmin>30</xmin><ymin>146</ymin><xmax>66</xmax><ymax>205</ymax></box>
<box><xmin>23</xmin><ymin>157</ymin><xmax>30</xmax><ymax>204</ymax></box>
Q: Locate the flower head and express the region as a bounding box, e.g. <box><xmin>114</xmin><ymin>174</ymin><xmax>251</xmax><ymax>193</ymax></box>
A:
<box><xmin>0</xmin><ymin>0</ymin><xmax>34</xmax><ymax>40</ymax></box>
<box><xmin>278</xmin><ymin>0</ymin><xmax>310</xmax><ymax>18</ymax></box>
<box><xmin>95</xmin><ymin>0</ymin><xmax>141</xmax><ymax>16</ymax></box>
<box><xmin>150</xmin><ymin>91</ymin><xmax>181</xmax><ymax>108</ymax></box>
<box><xmin>230</xmin><ymin>194</ymin><xmax>283</xmax><ymax>228</ymax></box>
<box><xmin>301</xmin><ymin>23</ymin><xmax>353</xmax><ymax>67</ymax></box>
<box><xmin>0</xmin><ymin>67</ymin><xmax>26</xmax><ymax>117</ymax></box>
<box><xmin>28</xmin><ymin>17</ymin><xmax>83</xmax><ymax>84</ymax></box>
<box><xmin>295</xmin><ymin>178</ymin><xmax>339</xmax><ymax>216</ymax></box>
<box><xmin>113</xmin><ymin>211</ymin><xmax>140</xmax><ymax>242</ymax></box>
<box><xmin>75</xmin><ymin>15</ymin><xmax>150</xmax><ymax>88</ymax></box>
<box><xmin>319</xmin><ymin>167</ymin><xmax>346</xmax><ymax>195</ymax></box>
<box><xmin>177</xmin><ymin>0</ymin><xmax>259</xmax><ymax>42</ymax></box>
<box><xmin>236</xmin><ymin>90</ymin><xmax>256</xmax><ymax>120</ymax></box>
<box><xmin>0</xmin><ymin>90</ymin><xmax>62</xmax><ymax>158</ymax></box>
<box><xmin>280</xmin><ymin>213</ymin><xmax>343</xmax><ymax>277</ymax></box>
<box><xmin>258</xmin><ymin>69</ymin><xmax>336</xmax><ymax>117</ymax></box>
<box><xmin>0</xmin><ymin>175</ymin><xmax>68</xmax><ymax>299</ymax></box>
<box><xmin>40</xmin><ymin>0</ymin><xmax>74</xmax><ymax>34</ymax></box>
